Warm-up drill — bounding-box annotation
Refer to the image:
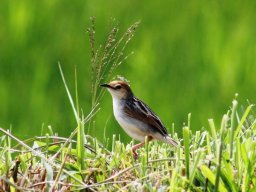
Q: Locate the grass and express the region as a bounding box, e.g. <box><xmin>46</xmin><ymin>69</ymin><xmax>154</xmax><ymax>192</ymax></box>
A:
<box><xmin>0</xmin><ymin>99</ymin><xmax>255</xmax><ymax>191</ymax></box>
<box><xmin>0</xmin><ymin>19</ymin><xmax>256</xmax><ymax>191</ymax></box>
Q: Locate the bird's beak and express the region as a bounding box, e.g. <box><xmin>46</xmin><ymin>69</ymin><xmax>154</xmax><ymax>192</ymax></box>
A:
<box><xmin>100</xmin><ymin>83</ymin><xmax>112</xmax><ymax>88</ymax></box>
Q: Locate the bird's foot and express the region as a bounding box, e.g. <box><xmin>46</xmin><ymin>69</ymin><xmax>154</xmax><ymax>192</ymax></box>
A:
<box><xmin>132</xmin><ymin>142</ymin><xmax>145</xmax><ymax>160</ymax></box>
<box><xmin>132</xmin><ymin>149</ymin><xmax>138</xmax><ymax>160</ymax></box>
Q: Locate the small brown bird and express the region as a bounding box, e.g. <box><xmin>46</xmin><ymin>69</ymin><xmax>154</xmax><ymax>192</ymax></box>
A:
<box><xmin>101</xmin><ymin>80</ymin><xmax>178</xmax><ymax>158</ymax></box>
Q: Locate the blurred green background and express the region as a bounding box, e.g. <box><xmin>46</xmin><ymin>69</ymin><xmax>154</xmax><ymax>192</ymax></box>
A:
<box><xmin>0</xmin><ymin>1</ymin><xmax>256</xmax><ymax>143</ymax></box>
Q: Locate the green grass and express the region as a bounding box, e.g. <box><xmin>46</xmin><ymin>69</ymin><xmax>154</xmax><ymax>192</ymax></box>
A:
<box><xmin>0</xmin><ymin>98</ymin><xmax>255</xmax><ymax>191</ymax></box>
<box><xmin>1</xmin><ymin>20</ymin><xmax>256</xmax><ymax>191</ymax></box>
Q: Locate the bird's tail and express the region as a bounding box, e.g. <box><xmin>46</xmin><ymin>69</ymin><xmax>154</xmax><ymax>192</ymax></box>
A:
<box><xmin>165</xmin><ymin>136</ymin><xmax>179</xmax><ymax>147</ymax></box>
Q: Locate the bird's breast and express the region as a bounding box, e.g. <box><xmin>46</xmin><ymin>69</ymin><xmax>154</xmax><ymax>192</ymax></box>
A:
<box><xmin>112</xmin><ymin>99</ymin><xmax>148</xmax><ymax>142</ymax></box>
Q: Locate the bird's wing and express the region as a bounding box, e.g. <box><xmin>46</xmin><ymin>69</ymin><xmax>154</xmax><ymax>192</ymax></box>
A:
<box><xmin>124</xmin><ymin>97</ymin><xmax>168</xmax><ymax>136</ymax></box>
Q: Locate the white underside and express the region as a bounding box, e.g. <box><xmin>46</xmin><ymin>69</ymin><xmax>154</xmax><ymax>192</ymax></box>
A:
<box><xmin>112</xmin><ymin>97</ymin><xmax>164</xmax><ymax>142</ymax></box>
<box><xmin>113</xmin><ymin>98</ymin><xmax>146</xmax><ymax>141</ymax></box>
<box><xmin>116</xmin><ymin>115</ymin><xmax>147</xmax><ymax>142</ymax></box>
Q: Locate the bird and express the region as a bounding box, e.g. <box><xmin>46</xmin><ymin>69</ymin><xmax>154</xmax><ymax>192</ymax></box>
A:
<box><xmin>101</xmin><ymin>80</ymin><xmax>178</xmax><ymax>158</ymax></box>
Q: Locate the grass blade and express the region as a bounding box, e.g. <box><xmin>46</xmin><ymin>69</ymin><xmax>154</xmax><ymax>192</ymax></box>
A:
<box><xmin>200</xmin><ymin>165</ymin><xmax>227</xmax><ymax>192</ymax></box>
<box><xmin>183</xmin><ymin>126</ymin><xmax>190</xmax><ymax>180</ymax></box>
<box><xmin>208</xmin><ymin>119</ymin><xmax>217</xmax><ymax>140</ymax></box>
<box><xmin>234</xmin><ymin>104</ymin><xmax>254</xmax><ymax>138</ymax></box>
<box><xmin>215</xmin><ymin>115</ymin><xmax>228</xmax><ymax>192</ymax></box>
<box><xmin>230</xmin><ymin>99</ymin><xmax>238</xmax><ymax>159</ymax></box>
<box><xmin>58</xmin><ymin>63</ymin><xmax>79</xmax><ymax>123</ymax></box>
<box><xmin>189</xmin><ymin>150</ymin><xmax>201</xmax><ymax>184</ymax></box>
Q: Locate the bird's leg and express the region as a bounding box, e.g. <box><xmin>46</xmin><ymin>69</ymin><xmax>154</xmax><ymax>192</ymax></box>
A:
<box><xmin>132</xmin><ymin>142</ymin><xmax>145</xmax><ymax>159</ymax></box>
<box><xmin>132</xmin><ymin>136</ymin><xmax>153</xmax><ymax>159</ymax></box>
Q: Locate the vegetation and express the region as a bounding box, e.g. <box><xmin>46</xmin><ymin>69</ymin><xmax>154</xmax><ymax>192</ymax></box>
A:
<box><xmin>0</xmin><ymin>98</ymin><xmax>255</xmax><ymax>191</ymax></box>
<box><xmin>0</xmin><ymin>19</ymin><xmax>255</xmax><ymax>191</ymax></box>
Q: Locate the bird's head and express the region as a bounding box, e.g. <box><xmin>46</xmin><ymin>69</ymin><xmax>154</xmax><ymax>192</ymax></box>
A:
<box><xmin>101</xmin><ymin>80</ymin><xmax>133</xmax><ymax>99</ymax></box>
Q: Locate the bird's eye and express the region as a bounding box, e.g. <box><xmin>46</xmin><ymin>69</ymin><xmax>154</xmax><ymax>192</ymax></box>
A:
<box><xmin>115</xmin><ymin>85</ymin><xmax>122</xmax><ymax>90</ymax></box>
